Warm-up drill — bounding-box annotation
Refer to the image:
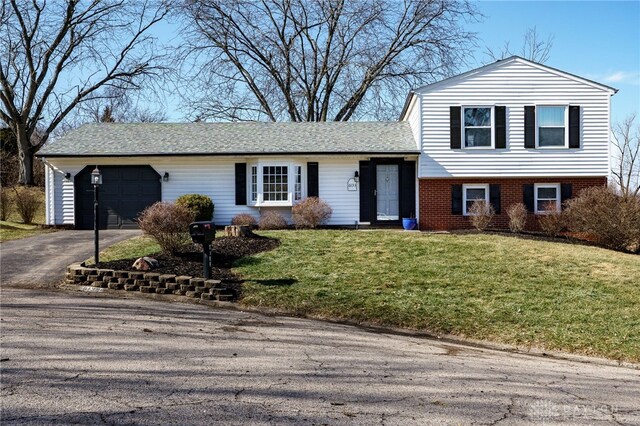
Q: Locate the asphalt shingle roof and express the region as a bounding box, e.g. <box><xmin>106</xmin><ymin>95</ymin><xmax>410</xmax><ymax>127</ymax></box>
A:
<box><xmin>38</xmin><ymin>122</ymin><xmax>418</xmax><ymax>157</ymax></box>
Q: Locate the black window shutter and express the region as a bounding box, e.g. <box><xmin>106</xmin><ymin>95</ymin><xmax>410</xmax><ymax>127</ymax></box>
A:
<box><xmin>523</xmin><ymin>184</ymin><xmax>534</xmax><ymax>212</ymax></box>
<box><xmin>400</xmin><ymin>161</ymin><xmax>416</xmax><ymax>219</ymax></box>
<box><xmin>307</xmin><ymin>162</ymin><xmax>319</xmax><ymax>197</ymax></box>
<box><xmin>450</xmin><ymin>106</ymin><xmax>461</xmax><ymax>149</ymax></box>
<box><xmin>235</xmin><ymin>163</ymin><xmax>247</xmax><ymax>205</ymax></box>
<box><xmin>489</xmin><ymin>184</ymin><xmax>501</xmax><ymax>214</ymax></box>
<box><xmin>359</xmin><ymin>161</ymin><xmax>372</xmax><ymax>222</ymax></box>
<box><xmin>561</xmin><ymin>183</ymin><xmax>572</xmax><ymax>208</ymax></box>
<box><xmin>569</xmin><ymin>106</ymin><xmax>580</xmax><ymax>148</ymax></box>
<box><xmin>451</xmin><ymin>184</ymin><xmax>463</xmax><ymax>215</ymax></box>
<box><xmin>495</xmin><ymin>106</ymin><xmax>506</xmax><ymax>149</ymax></box>
<box><xmin>524</xmin><ymin>106</ymin><xmax>536</xmax><ymax>149</ymax></box>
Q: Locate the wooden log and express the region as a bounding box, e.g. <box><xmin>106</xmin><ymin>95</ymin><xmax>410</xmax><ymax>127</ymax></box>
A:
<box><xmin>224</xmin><ymin>225</ymin><xmax>255</xmax><ymax>237</ymax></box>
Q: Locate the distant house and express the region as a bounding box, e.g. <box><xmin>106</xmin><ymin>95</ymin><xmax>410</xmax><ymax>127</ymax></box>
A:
<box><xmin>37</xmin><ymin>56</ymin><xmax>615</xmax><ymax>231</ymax></box>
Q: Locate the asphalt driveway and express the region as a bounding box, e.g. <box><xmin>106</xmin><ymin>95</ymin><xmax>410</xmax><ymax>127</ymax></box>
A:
<box><xmin>0</xmin><ymin>229</ymin><xmax>140</xmax><ymax>287</ymax></box>
<box><xmin>1</xmin><ymin>286</ymin><xmax>639</xmax><ymax>425</ymax></box>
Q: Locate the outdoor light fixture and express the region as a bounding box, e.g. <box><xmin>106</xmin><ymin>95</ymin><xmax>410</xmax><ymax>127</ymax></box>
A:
<box><xmin>91</xmin><ymin>166</ymin><xmax>102</xmax><ymax>267</ymax></box>
<box><xmin>354</xmin><ymin>170</ymin><xmax>359</xmax><ymax>182</ymax></box>
<box><xmin>64</xmin><ymin>172</ymin><xmax>71</xmax><ymax>180</ymax></box>
<box><xmin>91</xmin><ymin>166</ymin><xmax>102</xmax><ymax>185</ymax></box>
<box><xmin>163</xmin><ymin>172</ymin><xmax>170</xmax><ymax>182</ymax></box>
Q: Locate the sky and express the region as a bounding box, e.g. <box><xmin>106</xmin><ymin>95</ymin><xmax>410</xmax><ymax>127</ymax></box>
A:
<box><xmin>468</xmin><ymin>0</ymin><xmax>640</xmax><ymax>125</ymax></box>
<box><xmin>150</xmin><ymin>0</ymin><xmax>640</xmax><ymax>125</ymax></box>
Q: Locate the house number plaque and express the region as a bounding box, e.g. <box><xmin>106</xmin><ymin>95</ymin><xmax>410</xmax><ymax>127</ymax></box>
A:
<box><xmin>347</xmin><ymin>178</ymin><xmax>358</xmax><ymax>191</ymax></box>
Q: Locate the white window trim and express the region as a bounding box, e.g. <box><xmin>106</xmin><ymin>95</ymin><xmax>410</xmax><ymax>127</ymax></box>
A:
<box><xmin>536</xmin><ymin>105</ymin><xmax>569</xmax><ymax>149</ymax></box>
<box><xmin>462</xmin><ymin>183</ymin><xmax>490</xmax><ymax>216</ymax></box>
<box><xmin>462</xmin><ymin>106</ymin><xmax>495</xmax><ymax>149</ymax></box>
<box><xmin>534</xmin><ymin>183</ymin><xmax>561</xmax><ymax>214</ymax></box>
<box><xmin>247</xmin><ymin>161</ymin><xmax>305</xmax><ymax>207</ymax></box>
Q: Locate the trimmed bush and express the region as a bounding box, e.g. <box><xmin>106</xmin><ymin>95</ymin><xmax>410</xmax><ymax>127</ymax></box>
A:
<box><xmin>12</xmin><ymin>186</ymin><xmax>40</xmax><ymax>224</ymax></box>
<box><xmin>258</xmin><ymin>211</ymin><xmax>287</xmax><ymax>230</ymax></box>
<box><xmin>565</xmin><ymin>186</ymin><xmax>640</xmax><ymax>253</ymax></box>
<box><xmin>538</xmin><ymin>202</ymin><xmax>565</xmax><ymax>237</ymax></box>
<box><xmin>137</xmin><ymin>202</ymin><xmax>194</xmax><ymax>255</ymax></box>
<box><xmin>231</xmin><ymin>213</ymin><xmax>258</xmax><ymax>227</ymax></box>
<box><xmin>291</xmin><ymin>197</ymin><xmax>333</xmax><ymax>229</ymax></box>
<box><xmin>175</xmin><ymin>194</ymin><xmax>214</xmax><ymax>221</ymax></box>
<box><xmin>507</xmin><ymin>202</ymin><xmax>527</xmax><ymax>233</ymax></box>
<box><xmin>1</xmin><ymin>187</ymin><xmax>13</xmax><ymax>221</ymax></box>
<box><xmin>468</xmin><ymin>200</ymin><xmax>495</xmax><ymax>231</ymax></box>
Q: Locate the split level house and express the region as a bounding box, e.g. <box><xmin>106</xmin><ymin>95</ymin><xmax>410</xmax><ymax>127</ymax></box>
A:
<box><xmin>37</xmin><ymin>56</ymin><xmax>616</xmax><ymax>231</ymax></box>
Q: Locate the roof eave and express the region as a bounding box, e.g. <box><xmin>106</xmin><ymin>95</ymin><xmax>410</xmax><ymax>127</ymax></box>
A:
<box><xmin>37</xmin><ymin>150</ymin><xmax>421</xmax><ymax>158</ymax></box>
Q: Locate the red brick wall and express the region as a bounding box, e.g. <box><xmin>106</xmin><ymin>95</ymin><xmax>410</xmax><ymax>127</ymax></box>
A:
<box><xmin>418</xmin><ymin>176</ymin><xmax>608</xmax><ymax>231</ymax></box>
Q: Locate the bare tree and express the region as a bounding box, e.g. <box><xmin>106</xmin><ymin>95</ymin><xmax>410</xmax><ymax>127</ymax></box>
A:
<box><xmin>0</xmin><ymin>0</ymin><xmax>170</xmax><ymax>185</ymax></box>
<box><xmin>176</xmin><ymin>0</ymin><xmax>479</xmax><ymax>122</ymax></box>
<box><xmin>78</xmin><ymin>87</ymin><xmax>168</xmax><ymax>123</ymax></box>
<box><xmin>611</xmin><ymin>113</ymin><xmax>640</xmax><ymax>198</ymax></box>
<box><xmin>485</xmin><ymin>26</ymin><xmax>554</xmax><ymax>63</ymax></box>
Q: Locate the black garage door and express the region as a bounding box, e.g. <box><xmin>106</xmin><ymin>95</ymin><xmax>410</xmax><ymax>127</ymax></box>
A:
<box><xmin>75</xmin><ymin>165</ymin><xmax>161</xmax><ymax>229</ymax></box>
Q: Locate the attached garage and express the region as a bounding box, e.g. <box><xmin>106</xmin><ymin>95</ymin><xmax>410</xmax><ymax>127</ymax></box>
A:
<box><xmin>74</xmin><ymin>165</ymin><xmax>161</xmax><ymax>230</ymax></box>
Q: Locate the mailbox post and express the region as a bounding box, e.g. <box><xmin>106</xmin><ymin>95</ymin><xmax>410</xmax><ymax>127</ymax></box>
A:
<box><xmin>188</xmin><ymin>221</ymin><xmax>216</xmax><ymax>279</ymax></box>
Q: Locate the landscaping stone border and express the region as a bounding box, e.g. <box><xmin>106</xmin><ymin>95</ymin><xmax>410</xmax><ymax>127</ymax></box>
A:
<box><xmin>65</xmin><ymin>263</ymin><xmax>236</xmax><ymax>302</ymax></box>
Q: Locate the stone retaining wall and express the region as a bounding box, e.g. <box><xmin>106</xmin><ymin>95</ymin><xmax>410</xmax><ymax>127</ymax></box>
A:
<box><xmin>65</xmin><ymin>264</ymin><xmax>236</xmax><ymax>302</ymax></box>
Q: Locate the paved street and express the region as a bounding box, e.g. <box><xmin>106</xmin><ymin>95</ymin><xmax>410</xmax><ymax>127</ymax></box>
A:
<box><xmin>1</xmin><ymin>286</ymin><xmax>638</xmax><ymax>425</ymax></box>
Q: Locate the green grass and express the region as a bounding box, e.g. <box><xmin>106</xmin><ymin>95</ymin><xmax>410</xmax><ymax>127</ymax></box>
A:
<box><xmin>97</xmin><ymin>230</ymin><xmax>640</xmax><ymax>362</ymax></box>
<box><xmin>235</xmin><ymin>230</ymin><xmax>640</xmax><ymax>363</ymax></box>
<box><xmin>89</xmin><ymin>235</ymin><xmax>160</xmax><ymax>264</ymax></box>
<box><xmin>0</xmin><ymin>187</ymin><xmax>54</xmax><ymax>242</ymax></box>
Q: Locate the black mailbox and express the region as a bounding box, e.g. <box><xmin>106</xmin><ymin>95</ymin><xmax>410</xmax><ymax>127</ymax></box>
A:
<box><xmin>189</xmin><ymin>221</ymin><xmax>216</xmax><ymax>245</ymax></box>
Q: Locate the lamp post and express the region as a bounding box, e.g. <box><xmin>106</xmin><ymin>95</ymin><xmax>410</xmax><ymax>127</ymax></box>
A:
<box><xmin>91</xmin><ymin>167</ymin><xmax>102</xmax><ymax>267</ymax></box>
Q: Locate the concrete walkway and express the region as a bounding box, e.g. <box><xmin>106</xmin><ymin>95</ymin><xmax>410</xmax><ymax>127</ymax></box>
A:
<box><xmin>1</xmin><ymin>286</ymin><xmax>638</xmax><ymax>425</ymax></box>
<box><xmin>0</xmin><ymin>230</ymin><xmax>140</xmax><ymax>287</ymax></box>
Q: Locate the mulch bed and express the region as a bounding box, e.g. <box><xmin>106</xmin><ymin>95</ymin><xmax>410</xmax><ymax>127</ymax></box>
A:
<box><xmin>95</xmin><ymin>236</ymin><xmax>280</xmax><ymax>286</ymax></box>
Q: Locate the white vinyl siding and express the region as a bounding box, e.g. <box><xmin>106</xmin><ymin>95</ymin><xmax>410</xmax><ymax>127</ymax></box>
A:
<box><xmin>417</xmin><ymin>58</ymin><xmax>612</xmax><ymax>177</ymax></box>
<box><xmin>43</xmin><ymin>155</ymin><xmax>406</xmax><ymax>226</ymax></box>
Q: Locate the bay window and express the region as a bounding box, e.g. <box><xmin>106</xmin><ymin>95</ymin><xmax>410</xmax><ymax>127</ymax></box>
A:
<box><xmin>249</xmin><ymin>162</ymin><xmax>304</xmax><ymax>206</ymax></box>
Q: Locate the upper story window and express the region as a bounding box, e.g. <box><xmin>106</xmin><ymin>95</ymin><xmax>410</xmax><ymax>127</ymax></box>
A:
<box><xmin>249</xmin><ymin>162</ymin><xmax>304</xmax><ymax>206</ymax></box>
<box><xmin>463</xmin><ymin>107</ymin><xmax>493</xmax><ymax>148</ymax></box>
<box><xmin>534</xmin><ymin>183</ymin><xmax>560</xmax><ymax>213</ymax></box>
<box><xmin>537</xmin><ymin>106</ymin><xmax>567</xmax><ymax>148</ymax></box>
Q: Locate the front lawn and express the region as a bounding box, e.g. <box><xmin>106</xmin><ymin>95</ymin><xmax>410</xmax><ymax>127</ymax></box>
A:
<box><xmin>235</xmin><ymin>230</ymin><xmax>639</xmax><ymax>362</ymax></box>
<box><xmin>95</xmin><ymin>230</ymin><xmax>640</xmax><ymax>362</ymax></box>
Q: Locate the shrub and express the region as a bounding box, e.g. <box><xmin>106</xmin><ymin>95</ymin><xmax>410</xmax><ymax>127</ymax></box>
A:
<box><xmin>12</xmin><ymin>186</ymin><xmax>40</xmax><ymax>224</ymax></box>
<box><xmin>1</xmin><ymin>187</ymin><xmax>13</xmax><ymax>221</ymax></box>
<box><xmin>565</xmin><ymin>186</ymin><xmax>640</xmax><ymax>253</ymax></box>
<box><xmin>291</xmin><ymin>197</ymin><xmax>333</xmax><ymax>229</ymax></box>
<box><xmin>137</xmin><ymin>202</ymin><xmax>194</xmax><ymax>255</ymax></box>
<box><xmin>258</xmin><ymin>211</ymin><xmax>287</xmax><ymax>230</ymax></box>
<box><xmin>537</xmin><ymin>202</ymin><xmax>565</xmax><ymax>237</ymax></box>
<box><xmin>507</xmin><ymin>203</ymin><xmax>527</xmax><ymax>233</ymax></box>
<box><xmin>175</xmin><ymin>194</ymin><xmax>214</xmax><ymax>221</ymax></box>
<box><xmin>231</xmin><ymin>213</ymin><xmax>258</xmax><ymax>227</ymax></box>
<box><xmin>467</xmin><ymin>200</ymin><xmax>495</xmax><ymax>231</ymax></box>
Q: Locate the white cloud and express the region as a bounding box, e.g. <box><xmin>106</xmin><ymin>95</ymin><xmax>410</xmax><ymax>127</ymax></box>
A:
<box><xmin>603</xmin><ymin>71</ymin><xmax>640</xmax><ymax>85</ymax></box>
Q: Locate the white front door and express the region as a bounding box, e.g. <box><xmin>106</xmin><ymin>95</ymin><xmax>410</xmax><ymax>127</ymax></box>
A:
<box><xmin>376</xmin><ymin>164</ymin><xmax>399</xmax><ymax>221</ymax></box>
